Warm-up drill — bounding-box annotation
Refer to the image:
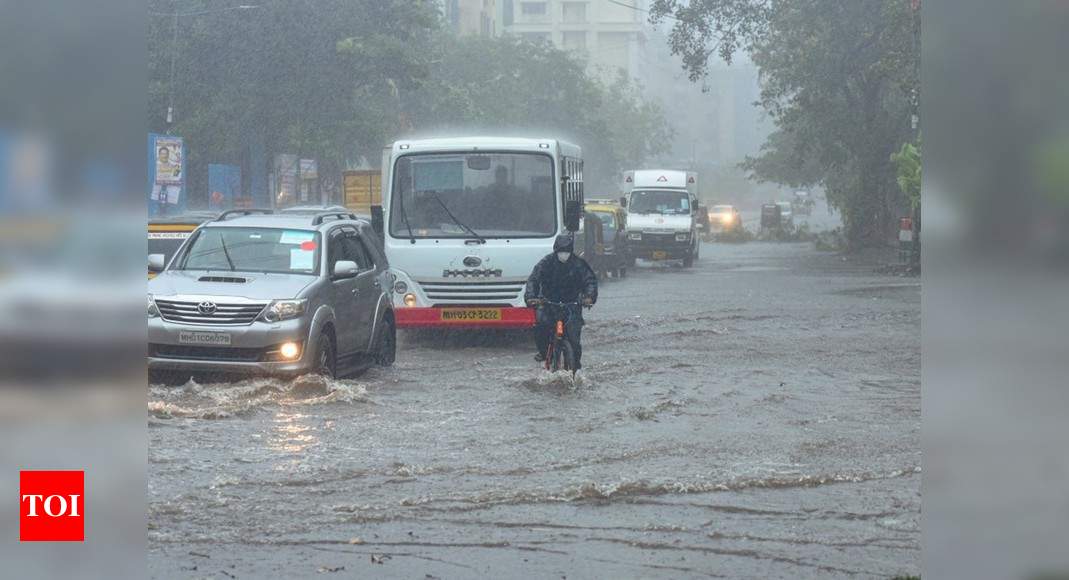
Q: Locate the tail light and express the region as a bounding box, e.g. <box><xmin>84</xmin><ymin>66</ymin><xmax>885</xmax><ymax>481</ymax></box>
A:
<box><xmin>555</xmin><ymin>320</ymin><xmax>564</xmax><ymax>338</ymax></box>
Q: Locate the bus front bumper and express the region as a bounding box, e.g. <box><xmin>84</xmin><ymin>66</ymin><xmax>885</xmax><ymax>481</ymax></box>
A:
<box><xmin>394</xmin><ymin>306</ymin><xmax>536</xmax><ymax>329</ymax></box>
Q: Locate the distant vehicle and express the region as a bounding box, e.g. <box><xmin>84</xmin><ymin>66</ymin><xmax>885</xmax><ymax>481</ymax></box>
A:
<box><xmin>792</xmin><ymin>190</ymin><xmax>814</xmax><ymax>215</ymax></box>
<box><xmin>148</xmin><ymin>212</ymin><xmax>218</xmax><ymax>278</ymax></box>
<box><xmin>584</xmin><ymin>200</ymin><xmax>629</xmax><ymax>277</ymax></box>
<box><xmin>706</xmin><ymin>204</ymin><xmax>742</xmax><ymax>238</ymax></box>
<box><xmin>148</xmin><ymin>209</ymin><xmax>395</xmax><ymax>381</ymax></box>
<box><xmin>383</xmin><ymin>137</ymin><xmax>584</xmax><ymax>330</ymax></box>
<box><xmin>760</xmin><ymin>203</ymin><xmax>782</xmax><ymax>231</ymax></box>
<box><xmin>620</xmin><ymin>169</ymin><xmax>701</xmax><ymax>267</ymax></box>
<box><xmin>775</xmin><ymin>201</ymin><xmax>794</xmax><ymax>226</ymax></box>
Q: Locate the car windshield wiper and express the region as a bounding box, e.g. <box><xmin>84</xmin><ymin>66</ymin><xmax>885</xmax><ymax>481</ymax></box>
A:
<box><xmin>427</xmin><ymin>191</ymin><xmax>485</xmax><ymax>244</ymax></box>
<box><xmin>218</xmin><ymin>234</ymin><xmax>236</xmax><ymax>271</ymax></box>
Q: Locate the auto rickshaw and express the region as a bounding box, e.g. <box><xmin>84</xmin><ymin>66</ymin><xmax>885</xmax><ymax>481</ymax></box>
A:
<box><xmin>584</xmin><ymin>199</ymin><xmax>629</xmax><ymax>278</ymax></box>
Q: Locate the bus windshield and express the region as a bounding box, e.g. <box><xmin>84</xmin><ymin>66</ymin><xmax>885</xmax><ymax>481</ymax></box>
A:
<box><xmin>629</xmin><ymin>189</ymin><xmax>691</xmax><ymax>215</ymax></box>
<box><xmin>390</xmin><ymin>152</ymin><xmax>556</xmax><ymax>238</ymax></box>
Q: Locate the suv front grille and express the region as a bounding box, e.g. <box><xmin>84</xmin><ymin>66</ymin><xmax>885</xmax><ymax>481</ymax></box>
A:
<box><xmin>415</xmin><ymin>279</ymin><xmax>525</xmax><ymax>304</ymax></box>
<box><xmin>155</xmin><ymin>298</ymin><xmax>267</xmax><ymax>325</ymax></box>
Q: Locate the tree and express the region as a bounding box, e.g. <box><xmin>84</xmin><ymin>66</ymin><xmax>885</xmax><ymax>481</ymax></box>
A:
<box><xmin>651</xmin><ymin>0</ymin><xmax>920</xmax><ymax>247</ymax></box>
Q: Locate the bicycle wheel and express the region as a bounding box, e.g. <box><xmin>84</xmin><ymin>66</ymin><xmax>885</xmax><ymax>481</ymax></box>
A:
<box><xmin>559</xmin><ymin>339</ymin><xmax>577</xmax><ymax>373</ymax></box>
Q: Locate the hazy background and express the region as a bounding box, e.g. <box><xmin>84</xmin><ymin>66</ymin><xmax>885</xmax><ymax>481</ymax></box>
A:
<box><xmin>0</xmin><ymin>0</ymin><xmax>1066</xmax><ymax>577</ymax></box>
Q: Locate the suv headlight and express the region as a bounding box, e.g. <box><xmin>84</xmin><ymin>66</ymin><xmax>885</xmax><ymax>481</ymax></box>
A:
<box><xmin>628</xmin><ymin>231</ymin><xmax>642</xmax><ymax>241</ymax></box>
<box><xmin>148</xmin><ymin>294</ymin><xmax>159</xmax><ymax>318</ymax></box>
<box><xmin>259</xmin><ymin>299</ymin><xmax>307</xmax><ymax>322</ymax></box>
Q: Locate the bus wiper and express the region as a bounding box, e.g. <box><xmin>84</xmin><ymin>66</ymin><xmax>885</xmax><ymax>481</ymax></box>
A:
<box><xmin>398</xmin><ymin>188</ymin><xmax>416</xmax><ymax>244</ymax></box>
<box><xmin>219</xmin><ymin>234</ymin><xmax>236</xmax><ymax>271</ymax></box>
<box><xmin>427</xmin><ymin>191</ymin><xmax>486</xmax><ymax>244</ymax></box>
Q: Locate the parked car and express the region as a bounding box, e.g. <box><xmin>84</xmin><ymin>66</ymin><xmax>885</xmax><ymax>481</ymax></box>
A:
<box><xmin>148</xmin><ymin>209</ymin><xmax>395</xmax><ymax>382</ymax></box>
<box><xmin>585</xmin><ymin>199</ymin><xmax>629</xmax><ymax>277</ymax></box>
<box><xmin>148</xmin><ymin>212</ymin><xmax>218</xmax><ymax>278</ymax></box>
<box><xmin>706</xmin><ymin>204</ymin><xmax>742</xmax><ymax>239</ymax></box>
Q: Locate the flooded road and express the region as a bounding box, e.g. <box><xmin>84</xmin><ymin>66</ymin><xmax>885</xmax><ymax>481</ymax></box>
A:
<box><xmin>149</xmin><ymin>237</ymin><xmax>920</xmax><ymax>578</ymax></box>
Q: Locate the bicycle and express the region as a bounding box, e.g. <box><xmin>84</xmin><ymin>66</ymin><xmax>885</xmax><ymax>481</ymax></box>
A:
<box><xmin>530</xmin><ymin>299</ymin><xmax>588</xmax><ymax>374</ymax></box>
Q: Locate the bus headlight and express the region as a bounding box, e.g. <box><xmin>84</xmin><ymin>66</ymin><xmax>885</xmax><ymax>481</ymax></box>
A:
<box><xmin>403</xmin><ymin>293</ymin><xmax>417</xmax><ymax>307</ymax></box>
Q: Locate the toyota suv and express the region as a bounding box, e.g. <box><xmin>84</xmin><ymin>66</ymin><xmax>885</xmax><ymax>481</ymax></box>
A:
<box><xmin>148</xmin><ymin>209</ymin><xmax>395</xmax><ymax>382</ymax></box>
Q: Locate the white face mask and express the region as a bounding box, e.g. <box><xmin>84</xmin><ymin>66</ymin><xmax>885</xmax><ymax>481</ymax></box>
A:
<box><xmin>556</xmin><ymin>251</ymin><xmax>570</xmax><ymax>263</ymax></box>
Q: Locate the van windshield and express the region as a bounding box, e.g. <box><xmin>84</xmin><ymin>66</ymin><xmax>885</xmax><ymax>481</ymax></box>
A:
<box><xmin>629</xmin><ymin>190</ymin><xmax>690</xmax><ymax>215</ymax></box>
<box><xmin>390</xmin><ymin>152</ymin><xmax>556</xmax><ymax>238</ymax></box>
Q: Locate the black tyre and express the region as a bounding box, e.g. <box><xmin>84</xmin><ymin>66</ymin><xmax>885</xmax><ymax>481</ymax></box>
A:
<box><xmin>559</xmin><ymin>339</ymin><xmax>577</xmax><ymax>373</ymax></box>
<box><xmin>683</xmin><ymin>254</ymin><xmax>694</xmax><ymax>268</ymax></box>
<box><xmin>314</xmin><ymin>331</ymin><xmax>336</xmax><ymax>378</ymax></box>
<box><xmin>374</xmin><ymin>315</ymin><xmax>396</xmax><ymax>367</ymax></box>
<box><xmin>619</xmin><ymin>267</ymin><xmax>627</xmax><ymax>278</ymax></box>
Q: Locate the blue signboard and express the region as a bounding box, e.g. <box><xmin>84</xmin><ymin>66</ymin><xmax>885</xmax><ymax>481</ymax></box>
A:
<box><xmin>208</xmin><ymin>164</ymin><xmax>242</xmax><ymax>210</ymax></box>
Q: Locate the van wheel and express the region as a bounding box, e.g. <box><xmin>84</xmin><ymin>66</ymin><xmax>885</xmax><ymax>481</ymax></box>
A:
<box><xmin>374</xmin><ymin>316</ymin><xmax>396</xmax><ymax>367</ymax></box>
<box><xmin>315</xmin><ymin>331</ymin><xmax>336</xmax><ymax>378</ymax></box>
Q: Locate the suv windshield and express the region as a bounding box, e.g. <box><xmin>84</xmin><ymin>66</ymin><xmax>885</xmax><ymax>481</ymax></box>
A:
<box><xmin>390</xmin><ymin>152</ymin><xmax>556</xmax><ymax>238</ymax></box>
<box><xmin>176</xmin><ymin>227</ymin><xmax>320</xmax><ymax>275</ymax></box>
<box><xmin>629</xmin><ymin>190</ymin><xmax>690</xmax><ymax>214</ymax></box>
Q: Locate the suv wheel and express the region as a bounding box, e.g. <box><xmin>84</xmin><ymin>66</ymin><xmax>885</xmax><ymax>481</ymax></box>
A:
<box><xmin>375</xmin><ymin>316</ymin><xmax>396</xmax><ymax>367</ymax></box>
<box><xmin>315</xmin><ymin>331</ymin><xmax>336</xmax><ymax>378</ymax></box>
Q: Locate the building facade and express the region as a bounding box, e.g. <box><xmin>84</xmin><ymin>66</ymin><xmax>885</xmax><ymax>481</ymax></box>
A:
<box><xmin>501</xmin><ymin>0</ymin><xmax>646</xmax><ymax>82</ymax></box>
<box><xmin>443</xmin><ymin>0</ymin><xmax>499</xmax><ymax>37</ymax></box>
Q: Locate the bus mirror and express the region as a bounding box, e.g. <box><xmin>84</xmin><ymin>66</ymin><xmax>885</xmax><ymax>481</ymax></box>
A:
<box><xmin>370</xmin><ymin>205</ymin><xmax>384</xmax><ymax>237</ymax></box>
<box><xmin>467</xmin><ymin>156</ymin><xmax>491</xmax><ymax>170</ymax></box>
<box><xmin>564</xmin><ymin>200</ymin><xmax>582</xmax><ymax>232</ymax></box>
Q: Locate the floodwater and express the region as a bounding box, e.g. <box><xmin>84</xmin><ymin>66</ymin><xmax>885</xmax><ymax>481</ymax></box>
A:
<box><xmin>149</xmin><ymin>215</ymin><xmax>920</xmax><ymax>578</ymax></box>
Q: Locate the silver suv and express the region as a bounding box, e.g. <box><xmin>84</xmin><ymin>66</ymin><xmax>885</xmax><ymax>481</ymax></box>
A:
<box><xmin>148</xmin><ymin>209</ymin><xmax>395</xmax><ymax>381</ymax></box>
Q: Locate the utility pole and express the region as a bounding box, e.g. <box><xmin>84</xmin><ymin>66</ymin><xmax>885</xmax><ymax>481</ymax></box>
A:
<box><xmin>166</xmin><ymin>10</ymin><xmax>178</xmax><ymax>133</ymax></box>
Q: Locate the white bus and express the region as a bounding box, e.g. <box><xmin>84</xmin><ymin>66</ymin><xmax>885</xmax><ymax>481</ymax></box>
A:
<box><xmin>383</xmin><ymin>137</ymin><xmax>584</xmax><ymax>329</ymax></box>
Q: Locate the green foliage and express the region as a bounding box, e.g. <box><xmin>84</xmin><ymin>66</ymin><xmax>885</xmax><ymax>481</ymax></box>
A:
<box><xmin>651</xmin><ymin>0</ymin><xmax>920</xmax><ymax>247</ymax></box>
<box><xmin>148</xmin><ymin>2</ymin><xmax>671</xmax><ymax>202</ymax></box>
<box><xmin>891</xmin><ymin>141</ymin><xmax>921</xmax><ymax>210</ymax></box>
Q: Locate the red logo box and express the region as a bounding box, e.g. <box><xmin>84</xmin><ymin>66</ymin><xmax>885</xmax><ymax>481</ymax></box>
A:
<box><xmin>19</xmin><ymin>470</ymin><xmax>84</xmax><ymax>542</ymax></box>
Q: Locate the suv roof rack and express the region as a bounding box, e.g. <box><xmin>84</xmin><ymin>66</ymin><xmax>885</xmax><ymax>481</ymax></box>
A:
<box><xmin>311</xmin><ymin>211</ymin><xmax>358</xmax><ymax>225</ymax></box>
<box><xmin>214</xmin><ymin>208</ymin><xmax>275</xmax><ymax>222</ymax></box>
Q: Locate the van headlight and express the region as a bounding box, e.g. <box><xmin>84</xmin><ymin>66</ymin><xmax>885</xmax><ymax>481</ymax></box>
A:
<box><xmin>148</xmin><ymin>294</ymin><xmax>159</xmax><ymax>318</ymax></box>
<box><xmin>628</xmin><ymin>231</ymin><xmax>642</xmax><ymax>241</ymax></box>
<box><xmin>259</xmin><ymin>299</ymin><xmax>307</xmax><ymax>322</ymax></box>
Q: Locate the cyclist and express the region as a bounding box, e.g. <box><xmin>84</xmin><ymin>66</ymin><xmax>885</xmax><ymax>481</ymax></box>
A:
<box><xmin>524</xmin><ymin>233</ymin><xmax>598</xmax><ymax>369</ymax></box>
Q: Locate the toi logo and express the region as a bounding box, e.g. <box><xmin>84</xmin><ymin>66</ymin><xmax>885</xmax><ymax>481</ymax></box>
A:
<box><xmin>19</xmin><ymin>470</ymin><xmax>84</xmax><ymax>542</ymax></box>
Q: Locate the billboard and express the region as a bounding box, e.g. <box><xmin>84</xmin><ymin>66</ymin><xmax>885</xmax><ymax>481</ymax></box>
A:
<box><xmin>148</xmin><ymin>133</ymin><xmax>185</xmax><ymax>214</ymax></box>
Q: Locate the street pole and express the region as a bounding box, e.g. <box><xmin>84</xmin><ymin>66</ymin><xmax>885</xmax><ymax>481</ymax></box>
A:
<box><xmin>167</xmin><ymin>10</ymin><xmax>178</xmax><ymax>133</ymax></box>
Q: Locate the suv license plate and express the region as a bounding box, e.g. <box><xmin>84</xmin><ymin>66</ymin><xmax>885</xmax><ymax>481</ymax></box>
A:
<box><xmin>178</xmin><ymin>331</ymin><xmax>232</xmax><ymax>346</ymax></box>
<box><xmin>651</xmin><ymin>251</ymin><xmax>668</xmax><ymax>260</ymax></box>
<box><xmin>440</xmin><ymin>308</ymin><xmax>502</xmax><ymax>322</ymax></box>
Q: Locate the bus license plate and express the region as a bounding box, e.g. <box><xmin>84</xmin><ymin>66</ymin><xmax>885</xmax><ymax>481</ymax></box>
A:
<box><xmin>651</xmin><ymin>251</ymin><xmax>668</xmax><ymax>260</ymax></box>
<box><xmin>178</xmin><ymin>331</ymin><xmax>232</xmax><ymax>346</ymax></box>
<box><xmin>440</xmin><ymin>308</ymin><xmax>502</xmax><ymax>322</ymax></box>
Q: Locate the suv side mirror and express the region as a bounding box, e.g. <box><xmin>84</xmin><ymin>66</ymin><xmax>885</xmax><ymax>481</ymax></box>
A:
<box><xmin>148</xmin><ymin>254</ymin><xmax>165</xmax><ymax>272</ymax></box>
<box><xmin>619</xmin><ymin>196</ymin><xmax>627</xmax><ymax>208</ymax></box>
<box><xmin>333</xmin><ymin>260</ymin><xmax>359</xmax><ymax>279</ymax></box>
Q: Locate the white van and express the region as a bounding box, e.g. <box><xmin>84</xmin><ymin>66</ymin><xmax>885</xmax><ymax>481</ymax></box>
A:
<box><xmin>621</xmin><ymin>170</ymin><xmax>701</xmax><ymax>267</ymax></box>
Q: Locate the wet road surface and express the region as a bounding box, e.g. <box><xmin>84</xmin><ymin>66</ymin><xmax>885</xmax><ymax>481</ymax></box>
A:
<box><xmin>149</xmin><ymin>235</ymin><xmax>920</xmax><ymax>578</ymax></box>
